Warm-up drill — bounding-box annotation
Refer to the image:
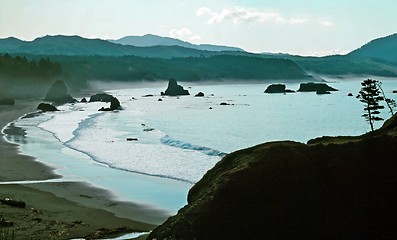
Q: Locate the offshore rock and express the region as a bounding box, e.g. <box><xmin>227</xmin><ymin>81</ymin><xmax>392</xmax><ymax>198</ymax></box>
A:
<box><xmin>298</xmin><ymin>82</ymin><xmax>338</xmax><ymax>92</ymax></box>
<box><xmin>161</xmin><ymin>79</ymin><xmax>189</xmax><ymax>96</ymax></box>
<box><xmin>89</xmin><ymin>93</ymin><xmax>121</xmax><ymax>111</ymax></box>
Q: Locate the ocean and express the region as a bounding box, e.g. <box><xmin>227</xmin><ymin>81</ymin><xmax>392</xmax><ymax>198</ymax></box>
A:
<box><xmin>3</xmin><ymin>77</ymin><xmax>397</xmax><ymax>215</ymax></box>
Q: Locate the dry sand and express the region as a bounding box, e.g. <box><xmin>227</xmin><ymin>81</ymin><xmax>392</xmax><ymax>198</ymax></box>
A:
<box><xmin>0</xmin><ymin>100</ymin><xmax>167</xmax><ymax>239</ymax></box>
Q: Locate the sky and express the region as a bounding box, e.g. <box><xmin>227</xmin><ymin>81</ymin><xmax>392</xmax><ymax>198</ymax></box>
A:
<box><xmin>0</xmin><ymin>0</ymin><xmax>396</xmax><ymax>56</ymax></box>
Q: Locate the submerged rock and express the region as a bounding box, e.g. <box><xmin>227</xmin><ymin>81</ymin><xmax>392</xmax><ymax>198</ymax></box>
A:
<box><xmin>37</xmin><ymin>103</ymin><xmax>58</xmax><ymax>112</ymax></box>
<box><xmin>44</xmin><ymin>80</ymin><xmax>77</xmax><ymax>104</ymax></box>
<box><xmin>298</xmin><ymin>82</ymin><xmax>338</xmax><ymax>92</ymax></box>
<box><xmin>161</xmin><ymin>79</ymin><xmax>190</xmax><ymax>96</ymax></box>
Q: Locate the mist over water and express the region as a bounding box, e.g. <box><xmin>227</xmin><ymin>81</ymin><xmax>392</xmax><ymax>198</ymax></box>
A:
<box><xmin>4</xmin><ymin>78</ymin><xmax>397</xmax><ymax>214</ymax></box>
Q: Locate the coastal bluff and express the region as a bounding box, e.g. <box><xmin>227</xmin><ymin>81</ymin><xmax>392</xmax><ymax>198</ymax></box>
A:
<box><xmin>148</xmin><ymin>114</ymin><xmax>397</xmax><ymax>240</ymax></box>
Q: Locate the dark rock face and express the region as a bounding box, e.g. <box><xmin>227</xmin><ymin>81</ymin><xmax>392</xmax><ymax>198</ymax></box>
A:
<box><xmin>148</xmin><ymin>114</ymin><xmax>397</xmax><ymax>240</ymax></box>
<box><xmin>298</xmin><ymin>82</ymin><xmax>338</xmax><ymax>92</ymax></box>
<box><xmin>81</xmin><ymin>97</ymin><xmax>87</xmax><ymax>103</ymax></box>
<box><xmin>89</xmin><ymin>93</ymin><xmax>115</xmax><ymax>103</ymax></box>
<box><xmin>0</xmin><ymin>98</ymin><xmax>15</xmax><ymax>105</ymax></box>
<box><xmin>161</xmin><ymin>79</ymin><xmax>190</xmax><ymax>96</ymax></box>
<box><xmin>1</xmin><ymin>198</ymin><xmax>26</xmax><ymax>208</ymax></box>
<box><xmin>316</xmin><ymin>90</ymin><xmax>331</xmax><ymax>94</ymax></box>
<box><xmin>348</xmin><ymin>92</ymin><xmax>354</xmax><ymax>96</ymax></box>
<box><xmin>195</xmin><ymin>92</ymin><xmax>205</xmax><ymax>97</ymax></box>
<box><xmin>37</xmin><ymin>103</ymin><xmax>58</xmax><ymax>112</ymax></box>
<box><xmin>89</xmin><ymin>93</ymin><xmax>121</xmax><ymax>111</ymax></box>
<box><xmin>44</xmin><ymin>80</ymin><xmax>77</xmax><ymax>103</ymax></box>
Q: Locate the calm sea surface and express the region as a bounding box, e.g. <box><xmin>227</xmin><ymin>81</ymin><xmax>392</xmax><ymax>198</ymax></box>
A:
<box><xmin>4</xmin><ymin>77</ymin><xmax>397</xmax><ymax>215</ymax></box>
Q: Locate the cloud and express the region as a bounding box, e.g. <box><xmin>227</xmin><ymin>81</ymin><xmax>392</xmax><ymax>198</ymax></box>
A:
<box><xmin>169</xmin><ymin>27</ymin><xmax>201</xmax><ymax>42</ymax></box>
<box><xmin>170</xmin><ymin>27</ymin><xmax>193</xmax><ymax>39</ymax></box>
<box><xmin>196</xmin><ymin>6</ymin><xmax>308</xmax><ymax>25</ymax></box>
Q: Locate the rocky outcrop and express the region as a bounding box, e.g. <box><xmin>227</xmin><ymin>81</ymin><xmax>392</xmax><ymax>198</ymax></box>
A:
<box><xmin>264</xmin><ymin>84</ymin><xmax>295</xmax><ymax>93</ymax></box>
<box><xmin>298</xmin><ymin>82</ymin><xmax>338</xmax><ymax>92</ymax></box>
<box><xmin>89</xmin><ymin>93</ymin><xmax>121</xmax><ymax>111</ymax></box>
<box><xmin>44</xmin><ymin>80</ymin><xmax>77</xmax><ymax>103</ymax></box>
<box><xmin>37</xmin><ymin>103</ymin><xmax>58</xmax><ymax>112</ymax></box>
<box><xmin>1</xmin><ymin>198</ymin><xmax>26</xmax><ymax>208</ymax></box>
<box><xmin>148</xmin><ymin>114</ymin><xmax>397</xmax><ymax>240</ymax></box>
<box><xmin>161</xmin><ymin>79</ymin><xmax>190</xmax><ymax>96</ymax></box>
<box><xmin>0</xmin><ymin>98</ymin><xmax>15</xmax><ymax>105</ymax></box>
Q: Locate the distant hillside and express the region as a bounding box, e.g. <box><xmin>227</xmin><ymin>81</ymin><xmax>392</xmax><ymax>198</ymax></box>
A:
<box><xmin>0</xmin><ymin>35</ymin><xmax>239</xmax><ymax>58</ymax></box>
<box><xmin>348</xmin><ymin>33</ymin><xmax>397</xmax><ymax>62</ymax></box>
<box><xmin>109</xmin><ymin>34</ymin><xmax>244</xmax><ymax>52</ymax></box>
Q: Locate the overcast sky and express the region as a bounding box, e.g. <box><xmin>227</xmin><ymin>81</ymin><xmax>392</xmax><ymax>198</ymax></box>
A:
<box><xmin>1</xmin><ymin>0</ymin><xmax>396</xmax><ymax>56</ymax></box>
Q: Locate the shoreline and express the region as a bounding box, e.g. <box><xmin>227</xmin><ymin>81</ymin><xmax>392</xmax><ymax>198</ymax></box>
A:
<box><xmin>0</xmin><ymin>100</ymin><xmax>165</xmax><ymax>239</ymax></box>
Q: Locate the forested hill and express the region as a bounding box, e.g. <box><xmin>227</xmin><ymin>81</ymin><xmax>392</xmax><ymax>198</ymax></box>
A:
<box><xmin>53</xmin><ymin>54</ymin><xmax>313</xmax><ymax>85</ymax></box>
<box><xmin>0</xmin><ymin>35</ymin><xmax>241</xmax><ymax>58</ymax></box>
<box><xmin>0</xmin><ymin>54</ymin><xmax>62</xmax><ymax>98</ymax></box>
<box><xmin>348</xmin><ymin>33</ymin><xmax>397</xmax><ymax>62</ymax></box>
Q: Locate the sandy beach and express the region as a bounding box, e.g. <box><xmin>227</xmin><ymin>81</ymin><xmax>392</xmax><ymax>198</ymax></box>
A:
<box><xmin>0</xmin><ymin>100</ymin><xmax>165</xmax><ymax>239</ymax></box>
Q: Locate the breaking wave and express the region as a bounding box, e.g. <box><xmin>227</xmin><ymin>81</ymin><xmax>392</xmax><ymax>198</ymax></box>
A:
<box><xmin>160</xmin><ymin>135</ymin><xmax>227</xmax><ymax>157</ymax></box>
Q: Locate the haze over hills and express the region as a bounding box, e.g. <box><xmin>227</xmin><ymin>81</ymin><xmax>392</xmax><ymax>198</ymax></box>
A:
<box><xmin>348</xmin><ymin>33</ymin><xmax>397</xmax><ymax>63</ymax></box>
<box><xmin>109</xmin><ymin>34</ymin><xmax>244</xmax><ymax>52</ymax></box>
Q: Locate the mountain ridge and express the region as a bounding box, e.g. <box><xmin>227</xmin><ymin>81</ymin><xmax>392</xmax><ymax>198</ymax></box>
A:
<box><xmin>109</xmin><ymin>34</ymin><xmax>244</xmax><ymax>52</ymax></box>
<box><xmin>348</xmin><ymin>33</ymin><xmax>397</xmax><ymax>62</ymax></box>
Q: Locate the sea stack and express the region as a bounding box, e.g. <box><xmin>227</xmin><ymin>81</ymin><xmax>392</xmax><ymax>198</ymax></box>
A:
<box><xmin>161</xmin><ymin>79</ymin><xmax>190</xmax><ymax>96</ymax></box>
<box><xmin>44</xmin><ymin>80</ymin><xmax>77</xmax><ymax>104</ymax></box>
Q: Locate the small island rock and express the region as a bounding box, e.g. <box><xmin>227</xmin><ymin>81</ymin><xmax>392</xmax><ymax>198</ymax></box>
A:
<box><xmin>264</xmin><ymin>84</ymin><xmax>286</xmax><ymax>93</ymax></box>
<box><xmin>90</xmin><ymin>93</ymin><xmax>121</xmax><ymax>111</ymax></box>
<box><xmin>195</xmin><ymin>92</ymin><xmax>205</xmax><ymax>97</ymax></box>
<box><xmin>161</xmin><ymin>79</ymin><xmax>190</xmax><ymax>96</ymax></box>
<box><xmin>298</xmin><ymin>82</ymin><xmax>338</xmax><ymax>92</ymax></box>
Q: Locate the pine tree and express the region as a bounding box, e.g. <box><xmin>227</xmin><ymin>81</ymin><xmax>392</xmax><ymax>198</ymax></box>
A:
<box><xmin>376</xmin><ymin>81</ymin><xmax>396</xmax><ymax>116</ymax></box>
<box><xmin>357</xmin><ymin>79</ymin><xmax>385</xmax><ymax>131</ymax></box>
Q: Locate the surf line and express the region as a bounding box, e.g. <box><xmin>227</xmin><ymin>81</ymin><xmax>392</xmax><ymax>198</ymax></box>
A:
<box><xmin>0</xmin><ymin>178</ymin><xmax>73</xmax><ymax>185</ymax></box>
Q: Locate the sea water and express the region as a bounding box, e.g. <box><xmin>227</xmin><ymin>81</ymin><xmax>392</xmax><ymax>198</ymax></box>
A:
<box><xmin>3</xmin><ymin>78</ymin><xmax>397</xmax><ymax>215</ymax></box>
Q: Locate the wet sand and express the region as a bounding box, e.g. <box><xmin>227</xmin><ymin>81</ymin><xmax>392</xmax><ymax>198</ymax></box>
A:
<box><xmin>0</xmin><ymin>100</ymin><xmax>166</xmax><ymax>239</ymax></box>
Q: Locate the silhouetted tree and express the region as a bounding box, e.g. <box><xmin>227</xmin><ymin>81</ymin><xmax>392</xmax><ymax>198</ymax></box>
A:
<box><xmin>376</xmin><ymin>81</ymin><xmax>396</xmax><ymax>116</ymax></box>
<box><xmin>357</xmin><ymin>79</ymin><xmax>385</xmax><ymax>131</ymax></box>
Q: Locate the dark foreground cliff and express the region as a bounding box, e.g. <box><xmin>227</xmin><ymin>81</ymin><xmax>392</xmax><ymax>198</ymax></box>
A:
<box><xmin>148</xmin><ymin>114</ymin><xmax>397</xmax><ymax>240</ymax></box>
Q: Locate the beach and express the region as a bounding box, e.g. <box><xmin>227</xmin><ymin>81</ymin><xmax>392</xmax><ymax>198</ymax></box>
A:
<box><xmin>0</xmin><ymin>100</ymin><xmax>162</xmax><ymax>239</ymax></box>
